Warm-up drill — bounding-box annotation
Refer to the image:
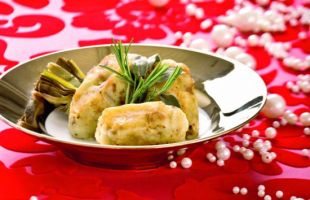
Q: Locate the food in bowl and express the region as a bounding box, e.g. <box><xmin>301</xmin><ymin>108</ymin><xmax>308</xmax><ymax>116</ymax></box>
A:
<box><xmin>18</xmin><ymin>41</ymin><xmax>199</xmax><ymax>145</ymax></box>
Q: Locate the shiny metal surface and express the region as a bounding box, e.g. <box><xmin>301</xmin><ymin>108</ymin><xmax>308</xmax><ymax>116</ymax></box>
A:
<box><xmin>0</xmin><ymin>44</ymin><xmax>267</xmax><ymax>169</ymax></box>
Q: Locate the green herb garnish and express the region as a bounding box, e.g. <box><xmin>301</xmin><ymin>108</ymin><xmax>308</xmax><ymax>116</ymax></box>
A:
<box><xmin>100</xmin><ymin>40</ymin><xmax>182</xmax><ymax>105</ymax></box>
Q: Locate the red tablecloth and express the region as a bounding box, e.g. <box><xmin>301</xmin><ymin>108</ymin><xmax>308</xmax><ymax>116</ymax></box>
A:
<box><xmin>0</xmin><ymin>0</ymin><xmax>309</xmax><ymax>199</ymax></box>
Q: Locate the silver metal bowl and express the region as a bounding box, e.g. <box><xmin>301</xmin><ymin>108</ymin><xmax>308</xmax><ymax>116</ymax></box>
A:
<box><xmin>0</xmin><ymin>44</ymin><xmax>267</xmax><ymax>169</ymax></box>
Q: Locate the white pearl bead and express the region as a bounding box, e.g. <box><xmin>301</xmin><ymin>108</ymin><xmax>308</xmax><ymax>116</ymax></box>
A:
<box><xmin>252</xmin><ymin>130</ymin><xmax>260</xmax><ymax>137</ymax></box>
<box><xmin>254</xmin><ymin>139</ymin><xmax>264</xmax><ymax>151</ymax></box>
<box><xmin>224</xmin><ymin>46</ymin><xmax>243</xmax><ymax>59</ymax></box>
<box><xmin>185</xmin><ymin>4</ymin><xmax>197</xmax><ymax>16</ymax></box>
<box><xmin>243</xmin><ymin>134</ymin><xmax>251</xmax><ymax>140</ymax></box>
<box><xmin>208</xmin><ymin>155</ymin><xmax>216</xmax><ymax>163</ymax></box>
<box><xmin>248</xmin><ymin>35</ymin><xmax>260</xmax><ymax>46</ymax></box>
<box><xmin>281</xmin><ymin>118</ymin><xmax>288</xmax><ymax>126</ymax></box>
<box><xmin>301</xmin><ymin>149</ymin><xmax>309</xmax><ymax>157</ymax></box>
<box><xmin>258</xmin><ymin>190</ymin><xmax>265</xmax><ymax>197</ymax></box>
<box><xmin>258</xmin><ymin>184</ymin><xmax>265</xmax><ymax>191</ymax></box>
<box><xmin>299</xmin><ymin>112</ymin><xmax>310</xmax><ymax>126</ymax></box>
<box><xmin>195</xmin><ymin>8</ymin><xmax>204</xmax><ymax>19</ymax></box>
<box><xmin>217</xmin><ymin>148</ymin><xmax>231</xmax><ymax>160</ymax></box>
<box><xmin>298</xmin><ymin>32</ymin><xmax>307</xmax><ymax>39</ymax></box>
<box><xmin>262</xmin><ymin>153</ymin><xmax>273</xmax><ymax>163</ymax></box>
<box><xmin>264</xmin><ymin>195</ymin><xmax>272</xmax><ymax>200</ymax></box>
<box><xmin>177</xmin><ymin>148</ymin><xmax>186</xmax><ymax>156</ymax></box>
<box><xmin>262</xmin><ymin>94</ymin><xmax>286</xmax><ymax>118</ymax></box>
<box><xmin>264</xmin><ymin>140</ymin><xmax>272</xmax><ymax>150</ymax></box>
<box><xmin>240</xmin><ymin>147</ymin><xmax>247</xmax><ymax>153</ymax></box>
<box><xmin>240</xmin><ymin>187</ymin><xmax>248</xmax><ymax>195</ymax></box>
<box><xmin>168</xmin><ymin>155</ymin><xmax>174</xmax><ymax>161</ymax></box>
<box><xmin>270</xmin><ymin>152</ymin><xmax>277</xmax><ymax>159</ymax></box>
<box><xmin>243</xmin><ymin>140</ymin><xmax>250</xmax><ymax>147</ymax></box>
<box><xmin>272</xmin><ymin>121</ymin><xmax>281</xmax><ymax>128</ymax></box>
<box><xmin>243</xmin><ymin>149</ymin><xmax>254</xmax><ymax>160</ymax></box>
<box><xmin>181</xmin><ymin>157</ymin><xmax>192</xmax><ymax>168</ymax></box>
<box><xmin>215</xmin><ymin>141</ymin><xmax>226</xmax><ymax>150</ymax></box>
<box><xmin>148</xmin><ymin>0</ymin><xmax>170</xmax><ymax>7</ymax></box>
<box><xmin>256</xmin><ymin>0</ymin><xmax>269</xmax><ymax>6</ymax></box>
<box><xmin>300</xmin><ymin>81</ymin><xmax>310</xmax><ymax>93</ymax></box>
<box><xmin>290</xmin><ymin>196</ymin><xmax>296</xmax><ymax>200</ymax></box>
<box><xmin>183</xmin><ymin>32</ymin><xmax>192</xmax><ymax>41</ymax></box>
<box><xmin>285</xmin><ymin>113</ymin><xmax>298</xmax><ymax>124</ymax></box>
<box><xmin>206</xmin><ymin>152</ymin><xmax>214</xmax><ymax>159</ymax></box>
<box><xmin>233</xmin><ymin>145</ymin><xmax>240</xmax><ymax>152</ymax></box>
<box><xmin>211</xmin><ymin>25</ymin><xmax>234</xmax><ymax>47</ymax></box>
<box><xmin>174</xmin><ymin>31</ymin><xmax>182</xmax><ymax>39</ymax></box>
<box><xmin>189</xmin><ymin>39</ymin><xmax>210</xmax><ymax>51</ymax></box>
<box><xmin>265</xmin><ymin>127</ymin><xmax>277</xmax><ymax>139</ymax></box>
<box><xmin>232</xmin><ymin>186</ymin><xmax>240</xmax><ymax>194</ymax></box>
<box><xmin>217</xmin><ymin>159</ymin><xmax>225</xmax><ymax>166</ymax></box>
<box><xmin>200</xmin><ymin>19</ymin><xmax>212</xmax><ymax>30</ymax></box>
<box><xmin>291</xmin><ymin>85</ymin><xmax>300</xmax><ymax>93</ymax></box>
<box><xmin>304</xmin><ymin>127</ymin><xmax>310</xmax><ymax>135</ymax></box>
<box><xmin>169</xmin><ymin>161</ymin><xmax>177</xmax><ymax>168</ymax></box>
<box><xmin>276</xmin><ymin>190</ymin><xmax>284</xmax><ymax>198</ymax></box>
<box><xmin>235</xmin><ymin>53</ymin><xmax>256</xmax><ymax>69</ymax></box>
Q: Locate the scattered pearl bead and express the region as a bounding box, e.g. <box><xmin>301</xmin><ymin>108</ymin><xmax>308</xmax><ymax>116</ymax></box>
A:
<box><xmin>243</xmin><ymin>149</ymin><xmax>254</xmax><ymax>160</ymax></box>
<box><xmin>240</xmin><ymin>147</ymin><xmax>247</xmax><ymax>153</ymax></box>
<box><xmin>195</xmin><ymin>8</ymin><xmax>205</xmax><ymax>19</ymax></box>
<box><xmin>217</xmin><ymin>148</ymin><xmax>231</xmax><ymax>160</ymax></box>
<box><xmin>265</xmin><ymin>127</ymin><xmax>277</xmax><ymax>139</ymax></box>
<box><xmin>232</xmin><ymin>186</ymin><xmax>240</xmax><ymax>194</ymax></box>
<box><xmin>183</xmin><ymin>32</ymin><xmax>192</xmax><ymax>41</ymax></box>
<box><xmin>189</xmin><ymin>39</ymin><xmax>210</xmax><ymax>51</ymax></box>
<box><xmin>243</xmin><ymin>134</ymin><xmax>251</xmax><ymax>140</ymax></box>
<box><xmin>211</xmin><ymin>25</ymin><xmax>234</xmax><ymax>47</ymax></box>
<box><xmin>299</xmin><ymin>112</ymin><xmax>310</xmax><ymax>126</ymax></box>
<box><xmin>235</xmin><ymin>53</ymin><xmax>256</xmax><ymax>69</ymax></box>
<box><xmin>177</xmin><ymin>148</ymin><xmax>186</xmax><ymax>156</ymax></box>
<box><xmin>217</xmin><ymin>159</ymin><xmax>225</xmax><ymax>166</ymax></box>
<box><xmin>252</xmin><ymin>130</ymin><xmax>260</xmax><ymax>137</ymax></box>
<box><xmin>200</xmin><ymin>19</ymin><xmax>212</xmax><ymax>30</ymax></box>
<box><xmin>262</xmin><ymin>94</ymin><xmax>286</xmax><ymax>118</ymax></box>
<box><xmin>298</xmin><ymin>32</ymin><xmax>307</xmax><ymax>39</ymax></box>
<box><xmin>301</xmin><ymin>149</ymin><xmax>309</xmax><ymax>157</ymax></box>
<box><xmin>285</xmin><ymin>113</ymin><xmax>298</xmax><ymax>124</ymax></box>
<box><xmin>264</xmin><ymin>140</ymin><xmax>272</xmax><ymax>151</ymax></box>
<box><xmin>148</xmin><ymin>0</ymin><xmax>170</xmax><ymax>7</ymax></box>
<box><xmin>215</xmin><ymin>141</ymin><xmax>226</xmax><ymax>150</ymax></box>
<box><xmin>233</xmin><ymin>145</ymin><xmax>240</xmax><ymax>152</ymax></box>
<box><xmin>256</xmin><ymin>0</ymin><xmax>269</xmax><ymax>6</ymax></box>
<box><xmin>248</xmin><ymin>35</ymin><xmax>260</xmax><ymax>46</ymax></box>
<box><xmin>169</xmin><ymin>161</ymin><xmax>177</xmax><ymax>168</ymax></box>
<box><xmin>206</xmin><ymin>153</ymin><xmax>217</xmax><ymax>163</ymax></box>
<box><xmin>281</xmin><ymin>118</ymin><xmax>288</xmax><ymax>126</ymax></box>
<box><xmin>304</xmin><ymin>127</ymin><xmax>310</xmax><ymax>135</ymax></box>
<box><xmin>262</xmin><ymin>153</ymin><xmax>273</xmax><ymax>163</ymax></box>
<box><xmin>258</xmin><ymin>190</ymin><xmax>265</xmax><ymax>197</ymax></box>
<box><xmin>290</xmin><ymin>196</ymin><xmax>296</xmax><ymax>200</ymax></box>
<box><xmin>243</xmin><ymin>139</ymin><xmax>250</xmax><ymax>147</ymax></box>
<box><xmin>168</xmin><ymin>155</ymin><xmax>174</xmax><ymax>161</ymax></box>
<box><xmin>174</xmin><ymin>31</ymin><xmax>182</xmax><ymax>39</ymax></box>
<box><xmin>264</xmin><ymin>195</ymin><xmax>272</xmax><ymax>200</ymax></box>
<box><xmin>258</xmin><ymin>184</ymin><xmax>265</xmax><ymax>191</ymax></box>
<box><xmin>185</xmin><ymin>4</ymin><xmax>197</xmax><ymax>16</ymax></box>
<box><xmin>254</xmin><ymin>139</ymin><xmax>264</xmax><ymax>151</ymax></box>
<box><xmin>270</xmin><ymin>152</ymin><xmax>277</xmax><ymax>159</ymax></box>
<box><xmin>224</xmin><ymin>46</ymin><xmax>243</xmax><ymax>59</ymax></box>
<box><xmin>291</xmin><ymin>85</ymin><xmax>300</xmax><ymax>93</ymax></box>
<box><xmin>181</xmin><ymin>157</ymin><xmax>192</xmax><ymax>168</ymax></box>
<box><xmin>276</xmin><ymin>190</ymin><xmax>284</xmax><ymax>198</ymax></box>
<box><xmin>240</xmin><ymin>187</ymin><xmax>248</xmax><ymax>195</ymax></box>
<box><xmin>272</xmin><ymin>121</ymin><xmax>281</xmax><ymax>128</ymax></box>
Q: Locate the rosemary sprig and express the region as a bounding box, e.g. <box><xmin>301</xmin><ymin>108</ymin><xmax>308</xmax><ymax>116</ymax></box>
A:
<box><xmin>100</xmin><ymin>40</ymin><xmax>182</xmax><ymax>105</ymax></box>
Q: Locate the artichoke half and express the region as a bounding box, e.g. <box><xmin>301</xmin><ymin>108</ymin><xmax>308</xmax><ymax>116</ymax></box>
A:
<box><xmin>18</xmin><ymin>57</ymin><xmax>84</xmax><ymax>132</ymax></box>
